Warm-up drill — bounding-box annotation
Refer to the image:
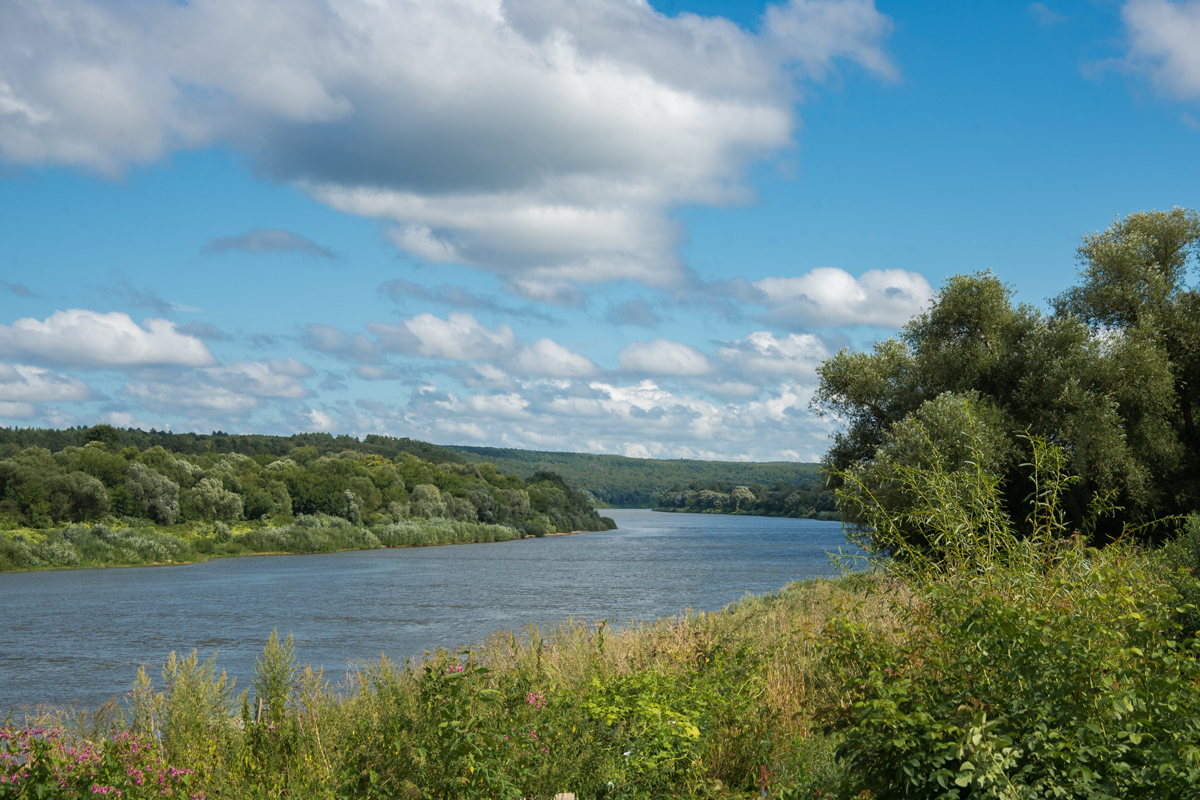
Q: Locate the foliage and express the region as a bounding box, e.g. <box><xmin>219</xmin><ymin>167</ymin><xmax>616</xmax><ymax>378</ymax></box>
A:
<box><xmin>655</xmin><ymin>480</ymin><xmax>837</xmax><ymax>520</ymax></box>
<box><xmin>0</xmin><ymin>438</ymin><xmax>616</xmax><ymax>571</ymax></box>
<box><xmin>814</xmin><ymin>207</ymin><xmax>1200</xmax><ymax>543</ymax></box>
<box><xmin>822</xmin><ymin>428</ymin><xmax>1200</xmax><ymax>798</ymax></box>
<box><xmin>3</xmin><ymin>572</ymin><xmax>892</xmax><ymax>799</ymax></box>
<box><xmin>0</xmin><ymin>726</ymin><xmax>199</xmax><ymax>799</ymax></box>
<box><xmin>448</xmin><ymin>445</ymin><xmax>824</xmax><ymax>508</ymax></box>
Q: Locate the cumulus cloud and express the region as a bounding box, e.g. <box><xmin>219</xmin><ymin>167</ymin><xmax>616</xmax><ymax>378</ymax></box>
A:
<box><xmin>717</xmin><ymin>331</ymin><xmax>829</xmax><ymax>381</ymax></box>
<box><xmin>510</xmin><ymin>338</ymin><xmax>600</xmax><ymax>378</ymax></box>
<box><xmin>370</xmin><ymin>313</ymin><xmax>518</xmax><ymax>361</ymax></box>
<box><xmin>123</xmin><ymin>358</ymin><xmax>312</xmax><ymax>414</ymax></box>
<box><xmin>753</xmin><ymin>267</ymin><xmax>933</xmax><ymax>329</ymax></box>
<box><xmin>0</xmin><ymin>362</ymin><xmax>91</xmax><ymax>402</ymax></box>
<box><xmin>1123</xmin><ymin>0</ymin><xmax>1200</xmax><ymax>102</ymax></box>
<box><xmin>305</xmin><ymin>324</ymin><xmax>380</xmax><ymax>362</ymax></box>
<box><xmin>204</xmin><ymin>228</ymin><xmax>335</xmax><ymax>258</ymax></box>
<box><xmin>0</xmin><ymin>0</ymin><xmax>895</xmax><ymax>289</ymax></box>
<box><xmin>0</xmin><ymin>309</ymin><xmax>215</xmax><ymax>368</ymax></box>
<box><xmin>0</xmin><ymin>401</ymin><xmax>36</xmax><ymax>419</ymax></box>
<box><xmin>619</xmin><ymin>339</ymin><xmax>715</xmax><ymax>376</ymax></box>
<box><xmin>378</xmin><ymin>377</ymin><xmax>837</xmax><ymax>460</ymax></box>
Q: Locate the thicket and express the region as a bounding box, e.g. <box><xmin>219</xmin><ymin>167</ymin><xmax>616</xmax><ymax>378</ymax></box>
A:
<box><xmin>0</xmin><ymin>440</ymin><xmax>614</xmax><ymax>571</ymax></box>
<box><xmin>815</xmin><ymin>208</ymin><xmax>1200</xmax><ymax>544</ymax></box>
<box><xmin>822</xmin><ymin>411</ymin><xmax>1200</xmax><ymax>798</ymax></box>
<box><xmin>654</xmin><ymin>480</ymin><xmax>837</xmax><ymax>520</ymax></box>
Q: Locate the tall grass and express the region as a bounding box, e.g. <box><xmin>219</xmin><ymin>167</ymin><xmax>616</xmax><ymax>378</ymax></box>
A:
<box><xmin>2</xmin><ymin>574</ymin><xmax>900</xmax><ymax>799</ymax></box>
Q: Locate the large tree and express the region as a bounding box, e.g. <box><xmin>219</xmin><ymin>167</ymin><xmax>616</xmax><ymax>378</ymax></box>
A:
<box><xmin>814</xmin><ymin>208</ymin><xmax>1200</xmax><ymax>544</ymax></box>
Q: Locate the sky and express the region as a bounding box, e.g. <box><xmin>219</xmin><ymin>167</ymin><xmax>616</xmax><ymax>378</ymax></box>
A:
<box><xmin>1</xmin><ymin>0</ymin><xmax>1198</xmax><ymax>462</ymax></box>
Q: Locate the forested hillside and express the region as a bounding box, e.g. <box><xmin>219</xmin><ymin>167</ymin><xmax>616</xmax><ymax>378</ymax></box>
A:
<box><xmin>0</xmin><ymin>425</ymin><xmax>615</xmax><ymax>570</ymax></box>
<box><xmin>446</xmin><ymin>445</ymin><xmax>823</xmax><ymax>507</ymax></box>
<box><xmin>0</xmin><ymin>427</ymin><xmax>462</xmax><ymax>465</ymax></box>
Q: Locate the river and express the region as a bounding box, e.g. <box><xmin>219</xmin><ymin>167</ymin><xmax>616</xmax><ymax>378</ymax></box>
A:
<box><xmin>0</xmin><ymin>509</ymin><xmax>853</xmax><ymax>712</ymax></box>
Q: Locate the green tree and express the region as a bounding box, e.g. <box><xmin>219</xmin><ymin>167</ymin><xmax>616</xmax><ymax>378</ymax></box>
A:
<box><xmin>187</xmin><ymin>476</ymin><xmax>244</xmax><ymax>522</ymax></box>
<box><xmin>814</xmin><ymin>208</ymin><xmax>1200</xmax><ymax>543</ymax></box>
<box><xmin>126</xmin><ymin>463</ymin><xmax>181</xmax><ymax>525</ymax></box>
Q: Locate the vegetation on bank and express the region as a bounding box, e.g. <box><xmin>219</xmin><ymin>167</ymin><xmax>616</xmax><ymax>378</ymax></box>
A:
<box><xmin>447</xmin><ymin>446</ymin><xmax>824</xmax><ymax>509</ymax></box>
<box><xmin>3</xmin><ymin>573</ymin><xmax>894</xmax><ymax>799</ymax></box>
<box><xmin>816</xmin><ymin>208</ymin><xmax>1200</xmax><ymax>544</ymax></box>
<box><xmin>4</xmin><ymin>439</ymin><xmax>1200</xmax><ymax>798</ymax></box>
<box><xmin>0</xmin><ymin>435</ymin><xmax>615</xmax><ymax>571</ymax></box>
<box><xmin>653</xmin><ymin>480</ymin><xmax>838</xmax><ymax>520</ymax></box>
<box><xmin>5</xmin><ymin>209</ymin><xmax>1200</xmax><ymax>797</ymax></box>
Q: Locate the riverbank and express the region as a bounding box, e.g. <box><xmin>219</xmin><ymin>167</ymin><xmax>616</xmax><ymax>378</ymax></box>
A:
<box><xmin>0</xmin><ymin>515</ymin><xmax>601</xmax><ymax>573</ymax></box>
<box><xmin>4</xmin><ymin>572</ymin><xmax>897</xmax><ymax>799</ymax></box>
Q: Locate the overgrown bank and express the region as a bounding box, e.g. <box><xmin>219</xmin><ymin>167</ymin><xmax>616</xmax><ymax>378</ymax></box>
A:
<box><xmin>6</xmin><ymin>438</ymin><xmax>1200</xmax><ymax>798</ymax></box>
<box><xmin>0</xmin><ymin>432</ymin><xmax>616</xmax><ymax>572</ymax></box>
<box><xmin>0</xmin><ymin>514</ymin><xmax>536</xmax><ymax>572</ymax></box>
<box><xmin>2</xmin><ymin>573</ymin><xmax>897</xmax><ymax>799</ymax></box>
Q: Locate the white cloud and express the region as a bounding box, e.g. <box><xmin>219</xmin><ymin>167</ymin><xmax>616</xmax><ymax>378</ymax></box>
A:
<box><xmin>0</xmin><ymin>309</ymin><xmax>215</xmax><ymax>368</ymax></box>
<box><xmin>391</xmin><ymin>376</ymin><xmax>836</xmax><ymax>460</ymax></box>
<box><xmin>717</xmin><ymin>331</ymin><xmax>829</xmax><ymax>381</ymax></box>
<box><xmin>1123</xmin><ymin>0</ymin><xmax>1200</xmax><ymax>101</ymax></box>
<box><xmin>355</xmin><ymin>312</ymin><xmax>598</xmax><ymax>378</ymax></box>
<box><xmin>0</xmin><ymin>362</ymin><xmax>91</xmax><ymax>402</ymax></box>
<box><xmin>619</xmin><ymin>339</ymin><xmax>715</xmax><ymax>376</ymax></box>
<box><xmin>0</xmin><ymin>401</ymin><xmax>36</xmax><ymax>419</ymax></box>
<box><xmin>510</xmin><ymin>338</ymin><xmax>600</xmax><ymax>378</ymax></box>
<box><xmin>306</xmin><ymin>408</ymin><xmax>337</xmax><ymax>431</ymax></box>
<box><xmin>122</xmin><ymin>358</ymin><xmax>312</xmax><ymax>414</ymax></box>
<box><xmin>753</xmin><ymin>267</ymin><xmax>933</xmax><ymax>329</ymax></box>
<box><xmin>0</xmin><ymin>0</ymin><xmax>895</xmax><ymax>289</ymax></box>
<box><xmin>370</xmin><ymin>312</ymin><xmax>518</xmax><ymax>361</ymax></box>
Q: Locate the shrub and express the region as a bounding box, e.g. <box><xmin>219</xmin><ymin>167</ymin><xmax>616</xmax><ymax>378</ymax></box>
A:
<box><xmin>823</xmin><ymin>429</ymin><xmax>1200</xmax><ymax>799</ymax></box>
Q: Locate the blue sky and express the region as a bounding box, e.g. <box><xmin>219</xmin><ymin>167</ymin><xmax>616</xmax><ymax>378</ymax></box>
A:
<box><xmin>1</xmin><ymin>0</ymin><xmax>1198</xmax><ymax>461</ymax></box>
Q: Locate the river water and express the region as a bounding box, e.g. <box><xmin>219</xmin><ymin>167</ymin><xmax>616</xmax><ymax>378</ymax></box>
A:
<box><xmin>0</xmin><ymin>509</ymin><xmax>852</xmax><ymax>712</ymax></box>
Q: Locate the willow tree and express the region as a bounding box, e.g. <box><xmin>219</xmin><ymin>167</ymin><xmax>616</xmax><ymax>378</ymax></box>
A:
<box><xmin>814</xmin><ymin>207</ymin><xmax>1200</xmax><ymax>544</ymax></box>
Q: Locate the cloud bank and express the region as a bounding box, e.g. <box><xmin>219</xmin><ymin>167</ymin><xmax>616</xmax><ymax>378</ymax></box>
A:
<box><xmin>0</xmin><ymin>0</ymin><xmax>895</xmax><ymax>290</ymax></box>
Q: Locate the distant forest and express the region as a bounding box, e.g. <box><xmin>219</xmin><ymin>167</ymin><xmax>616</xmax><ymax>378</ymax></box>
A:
<box><xmin>0</xmin><ymin>425</ymin><xmax>611</xmax><ymax>539</ymax></box>
<box><xmin>446</xmin><ymin>445</ymin><xmax>825</xmax><ymax>508</ymax></box>
<box><xmin>654</xmin><ymin>480</ymin><xmax>838</xmax><ymax>520</ymax></box>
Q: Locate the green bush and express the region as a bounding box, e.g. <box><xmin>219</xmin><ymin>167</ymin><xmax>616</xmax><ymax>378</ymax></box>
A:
<box><xmin>823</xmin><ymin>427</ymin><xmax>1200</xmax><ymax>799</ymax></box>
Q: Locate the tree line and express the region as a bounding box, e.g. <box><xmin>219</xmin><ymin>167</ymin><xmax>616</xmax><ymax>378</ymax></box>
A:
<box><xmin>653</xmin><ymin>480</ymin><xmax>838</xmax><ymax>520</ymax></box>
<box><xmin>447</xmin><ymin>445</ymin><xmax>824</xmax><ymax>508</ymax></box>
<box><xmin>0</xmin><ymin>429</ymin><xmax>615</xmax><ymax>538</ymax></box>
<box><xmin>816</xmin><ymin>207</ymin><xmax>1200</xmax><ymax>547</ymax></box>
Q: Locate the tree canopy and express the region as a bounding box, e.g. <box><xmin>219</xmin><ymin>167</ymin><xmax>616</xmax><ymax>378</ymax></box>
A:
<box><xmin>814</xmin><ymin>207</ymin><xmax>1200</xmax><ymax>545</ymax></box>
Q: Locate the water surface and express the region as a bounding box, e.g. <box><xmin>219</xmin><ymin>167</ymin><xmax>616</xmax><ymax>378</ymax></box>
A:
<box><xmin>0</xmin><ymin>509</ymin><xmax>851</xmax><ymax>711</ymax></box>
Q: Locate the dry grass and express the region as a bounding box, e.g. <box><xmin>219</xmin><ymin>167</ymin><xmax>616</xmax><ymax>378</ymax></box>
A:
<box><xmin>475</xmin><ymin>572</ymin><xmax>908</xmax><ymax>740</ymax></box>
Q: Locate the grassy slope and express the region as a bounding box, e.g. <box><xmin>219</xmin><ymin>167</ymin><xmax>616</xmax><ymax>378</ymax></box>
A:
<box><xmin>446</xmin><ymin>445</ymin><xmax>824</xmax><ymax>508</ymax></box>
<box><xmin>11</xmin><ymin>573</ymin><xmax>900</xmax><ymax>798</ymax></box>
